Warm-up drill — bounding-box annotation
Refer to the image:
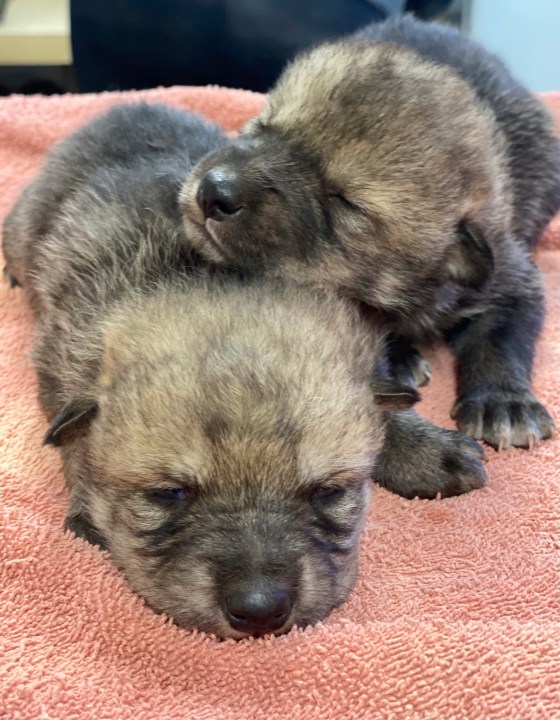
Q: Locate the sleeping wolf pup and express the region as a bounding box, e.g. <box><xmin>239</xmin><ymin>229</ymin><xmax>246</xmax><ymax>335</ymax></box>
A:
<box><xmin>182</xmin><ymin>16</ymin><xmax>560</xmax><ymax>451</ymax></box>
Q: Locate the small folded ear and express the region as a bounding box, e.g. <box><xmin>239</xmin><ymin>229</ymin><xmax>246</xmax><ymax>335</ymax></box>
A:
<box><xmin>43</xmin><ymin>397</ymin><xmax>98</xmax><ymax>447</ymax></box>
<box><xmin>374</xmin><ymin>381</ymin><xmax>421</xmax><ymax>411</ymax></box>
<box><xmin>446</xmin><ymin>220</ymin><xmax>494</xmax><ymax>290</ymax></box>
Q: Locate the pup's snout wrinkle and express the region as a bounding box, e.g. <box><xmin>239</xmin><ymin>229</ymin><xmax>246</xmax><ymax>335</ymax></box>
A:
<box><xmin>223</xmin><ymin>581</ymin><xmax>292</xmax><ymax>635</ymax></box>
<box><xmin>197</xmin><ymin>167</ymin><xmax>244</xmax><ymax>221</ymax></box>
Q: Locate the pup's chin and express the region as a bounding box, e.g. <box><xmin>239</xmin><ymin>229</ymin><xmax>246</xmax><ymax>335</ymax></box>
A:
<box><xmin>182</xmin><ymin>215</ymin><xmax>230</xmax><ymax>265</ymax></box>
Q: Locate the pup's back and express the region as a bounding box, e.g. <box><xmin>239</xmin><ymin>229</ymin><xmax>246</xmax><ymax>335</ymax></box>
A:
<box><xmin>356</xmin><ymin>15</ymin><xmax>560</xmax><ymax>245</ymax></box>
<box><xmin>2</xmin><ymin>102</ymin><xmax>228</xmax><ymax>305</ymax></box>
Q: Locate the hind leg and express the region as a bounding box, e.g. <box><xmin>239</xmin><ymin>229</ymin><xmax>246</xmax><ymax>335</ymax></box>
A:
<box><xmin>2</xmin><ymin>212</ymin><xmax>24</xmax><ymax>287</ymax></box>
<box><xmin>2</xmin><ymin>185</ymin><xmax>37</xmax><ymax>288</ymax></box>
<box><xmin>3</xmin><ymin>266</ymin><xmax>21</xmax><ymax>288</ymax></box>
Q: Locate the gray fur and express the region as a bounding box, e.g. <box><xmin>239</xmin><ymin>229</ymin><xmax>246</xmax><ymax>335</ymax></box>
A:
<box><xmin>3</xmin><ymin>103</ymin><xmax>439</xmax><ymax>637</ymax></box>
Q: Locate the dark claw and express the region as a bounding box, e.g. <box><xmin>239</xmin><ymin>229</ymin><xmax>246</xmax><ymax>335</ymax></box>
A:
<box><xmin>390</xmin><ymin>349</ymin><xmax>432</xmax><ymax>389</ymax></box>
<box><xmin>453</xmin><ymin>385</ymin><xmax>555</xmax><ymax>450</ymax></box>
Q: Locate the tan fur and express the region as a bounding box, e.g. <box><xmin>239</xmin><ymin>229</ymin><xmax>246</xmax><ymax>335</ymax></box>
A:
<box><xmin>84</xmin><ymin>282</ymin><xmax>386</xmax><ymax>637</ymax></box>
<box><xmin>181</xmin><ymin>41</ymin><xmax>514</xmax><ymax>335</ymax></box>
<box><xmin>264</xmin><ymin>43</ymin><xmax>511</xmax><ymax>285</ymax></box>
<box><xmin>91</xmin><ymin>283</ymin><xmax>383</xmax><ymax>492</ymax></box>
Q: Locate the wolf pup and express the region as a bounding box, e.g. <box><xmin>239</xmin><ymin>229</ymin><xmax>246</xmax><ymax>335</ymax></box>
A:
<box><xmin>181</xmin><ymin>15</ymin><xmax>560</xmax><ymax>452</ymax></box>
<box><xmin>3</xmin><ymin>103</ymin><xmax>448</xmax><ymax>637</ymax></box>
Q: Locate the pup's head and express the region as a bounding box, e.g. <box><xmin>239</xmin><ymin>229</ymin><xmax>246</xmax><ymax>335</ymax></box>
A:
<box><xmin>181</xmin><ymin>41</ymin><xmax>506</xmax><ymax>328</ymax></box>
<box><xmin>46</xmin><ymin>282</ymin><xmax>417</xmax><ymax>638</ymax></box>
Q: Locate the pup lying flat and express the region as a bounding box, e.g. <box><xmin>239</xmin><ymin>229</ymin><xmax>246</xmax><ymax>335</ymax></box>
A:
<box><xmin>3</xmin><ymin>103</ymin><xmax>433</xmax><ymax>637</ymax></box>
<box><xmin>181</xmin><ymin>15</ymin><xmax>560</xmax><ymax>451</ymax></box>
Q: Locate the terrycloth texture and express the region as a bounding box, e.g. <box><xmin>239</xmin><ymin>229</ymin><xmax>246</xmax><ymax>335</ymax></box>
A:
<box><xmin>0</xmin><ymin>86</ymin><xmax>559</xmax><ymax>720</ymax></box>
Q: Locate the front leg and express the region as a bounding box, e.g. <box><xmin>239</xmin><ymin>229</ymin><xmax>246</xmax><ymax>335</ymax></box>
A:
<box><xmin>446</xmin><ymin>257</ymin><xmax>555</xmax><ymax>450</ymax></box>
<box><xmin>376</xmin><ymin>409</ymin><xmax>487</xmax><ymax>499</ymax></box>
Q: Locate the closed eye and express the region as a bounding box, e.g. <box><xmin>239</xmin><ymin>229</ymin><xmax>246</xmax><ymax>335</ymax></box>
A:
<box><xmin>308</xmin><ymin>472</ymin><xmax>368</xmax><ymax>508</ymax></box>
<box><xmin>146</xmin><ymin>484</ymin><xmax>197</xmax><ymax>506</ymax></box>
<box><xmin>327</xmin><ymin>192</ymin><xmax>361</xmax><ymax>212</ymax></box>
<box><xmin>311</xmin><ymin>484</ymin><xmax>346</xmax><ymax>505</ymax></box>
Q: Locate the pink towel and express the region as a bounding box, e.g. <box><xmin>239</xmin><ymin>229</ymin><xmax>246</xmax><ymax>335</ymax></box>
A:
<box><xmin>1</xmin><ymin>86</ymin><xmax>559</xmax><ymax>720</ymax></box>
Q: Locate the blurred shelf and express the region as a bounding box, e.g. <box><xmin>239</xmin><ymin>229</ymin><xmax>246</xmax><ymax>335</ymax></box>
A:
<box><xmin>0</xmin><ymin>0</ymin><xmax>71</xmax><ymax>65</ymax></box>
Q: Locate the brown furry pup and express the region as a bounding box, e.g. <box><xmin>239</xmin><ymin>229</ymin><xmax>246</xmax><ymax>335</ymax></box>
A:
<box><xmin>181</xmin><ymin>16</ymin><xmax>560</xmax><ymax>452</ymax></box>
<box><xmin>3</xmin><ymin>103</ymin><xmax>438</xmax><ymax>638</ymax></box>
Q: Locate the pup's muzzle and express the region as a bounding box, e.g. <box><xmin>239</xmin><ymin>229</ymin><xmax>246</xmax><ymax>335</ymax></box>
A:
<box><xmin>221</xmin><ymin>577</ymin><xmax>293</xmax><ymax>636</ymax></box>
<box><xmin>196</xmin><ymin>167</ymin><xmax>245</xmax><ymax>221</ymax></box>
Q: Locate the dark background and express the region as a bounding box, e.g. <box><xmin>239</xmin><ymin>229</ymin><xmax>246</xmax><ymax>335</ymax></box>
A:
<box><xmin>0</xmin><ymin>0</ymin><xmax>459</xmax><ymax>96</ymax></box>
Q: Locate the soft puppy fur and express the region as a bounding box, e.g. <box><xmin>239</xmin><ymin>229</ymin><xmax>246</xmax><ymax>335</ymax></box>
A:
<box><xmin>2</xmin><ymin>103</ymin><xmax>433</xmax><ymax>638</ymax></box>
<box><xmin>181</xmin><ymin>15</ymin><xmax>560</xmax><ymax>452</ymax></box>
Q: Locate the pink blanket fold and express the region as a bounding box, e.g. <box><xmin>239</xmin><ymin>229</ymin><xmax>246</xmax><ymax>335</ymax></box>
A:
<box><xmin>0</xmin><ymin>86</ymin><xmax>559</xmax><ymax>720</ymax></box>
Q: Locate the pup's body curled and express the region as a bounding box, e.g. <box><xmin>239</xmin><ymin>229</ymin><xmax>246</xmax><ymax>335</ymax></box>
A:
<box><xmin>182</xmin><ymin>16</ymin><xmax>560</xmax><ymax>451</ymax></box>
<box><xmin>3</xmin><ymin>103</ymin><xmax>441</xmax><ymax>637</ymax></box>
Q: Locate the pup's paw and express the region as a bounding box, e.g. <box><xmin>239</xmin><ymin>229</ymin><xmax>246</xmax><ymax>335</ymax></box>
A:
<box><xmin>390</xmin><ymin>349</ymin><xmax>432</xmax><ymax>389</ymax></box>
<box><xmin>451</xmin><ymin>384</ymin><xmax>556</xmax><ymax>450</ymax></box>
<box><xmin>376</xmin><ymin>425</ymin><xmax>487</xmax><ymax>499</ymax></box>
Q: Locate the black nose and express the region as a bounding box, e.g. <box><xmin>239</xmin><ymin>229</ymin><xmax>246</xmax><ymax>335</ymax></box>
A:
<box><xmin>224</xmin><ymin>583</ymin><xmax>292</xmax><ymax>635</ymax></box>
<box><xmin>196</xmin><ymin>168</ymin><xmax>244</xmax><ymax>221</ymax></box>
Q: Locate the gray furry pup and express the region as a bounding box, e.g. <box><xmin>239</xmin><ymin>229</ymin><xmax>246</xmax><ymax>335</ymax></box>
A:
<box><xmin>5</xmin><ymin>103</ymin><xmax>458</xmax><ymax>638</ymax></box>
